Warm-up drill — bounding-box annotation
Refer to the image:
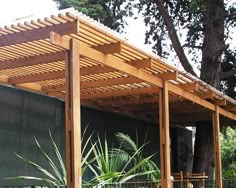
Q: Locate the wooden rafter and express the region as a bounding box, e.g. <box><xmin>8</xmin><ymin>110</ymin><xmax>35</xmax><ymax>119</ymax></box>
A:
<box><xmin>81</xmin><ymin>87</ymin><xmax>159</xmax><ymax>100</ymax></box>
<box><xmin>94</xmin><ymin>42</ymin><xmax>121</xmax><ymax>54</ymax></box>
<box><xmin>0</xmin><ymin>51</ymin><xmax>66</xmax><ymax>69</ymax></box>
<box><xmin>50</xmin><ymin>32</ymin><xmax>236</xmax><ymax>121</ymax></box>
<box><xmin>0</xmin><ymin>21</ymin><xmax>79</xmax><ymax>47</ymax></box>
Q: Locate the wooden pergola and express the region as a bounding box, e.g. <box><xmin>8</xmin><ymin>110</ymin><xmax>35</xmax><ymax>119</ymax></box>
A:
<box><xmin>0</xmin><ymin>9</ymin><xmax>235</xmax><ymax>188</ymax></box>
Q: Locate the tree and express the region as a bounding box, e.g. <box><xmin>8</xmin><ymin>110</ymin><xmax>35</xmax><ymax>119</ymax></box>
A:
<box><xmin>138</xmin><ymin>0</ymin><xmax>236</xmax><ymax>177</ymax></box>
<box><xmin>221</xmin><ymin>127</ymin><xmax>236</xmax><ymax>178</ymax></box>
<box><xmin>54</xmin><ymin>0</ymin><xmax>236</xmax><ymax>177</ymax></box>
<box><xmin>53</xmin><ymin>0</ymin><xmax>134</xmax><ymax>32</ymax></box>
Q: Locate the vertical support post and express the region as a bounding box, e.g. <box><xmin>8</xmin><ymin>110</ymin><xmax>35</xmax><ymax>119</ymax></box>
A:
<box><xmin>65</xmin><ymin>38</ymin><xmax>82</xmax><ymax>188</ymax></box>
<box><xmin>213</xmin><ymin>106</ymin><xmax>222</xmax><ymax>188</ymax></box>
<box><xmin>159</xmin><ymin>81</ymin><xmax>171</xmax><ymax>188</ymax></box>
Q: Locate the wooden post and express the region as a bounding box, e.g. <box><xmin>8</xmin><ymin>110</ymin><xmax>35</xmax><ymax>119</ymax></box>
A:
<box><xmin>213</xmin><ymin>106</ymin><xmax>222</xmax><ymax>188</ymax></box>
<box><xmin>65</xmin><ymin>38</ymin><xmax>82</xmax><ymax>188</ymax></box>
<box><xmin>159</xmin><ymin>81</ymin><xmax>172</xmax><ymax>188</ymax></box>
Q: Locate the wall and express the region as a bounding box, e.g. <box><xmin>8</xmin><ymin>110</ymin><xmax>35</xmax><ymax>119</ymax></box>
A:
<box><xmin>0</xmin><ymin>85</ymin><xmax>192</xmax><ymax>185</ymax></box>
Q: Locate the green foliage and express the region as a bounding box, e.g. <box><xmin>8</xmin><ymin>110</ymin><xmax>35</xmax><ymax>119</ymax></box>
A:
<box><xmin>7</xmin><ymin>129</ymin><xmax>160</xmax><ymax>186</ymax></box>
<box><xmin>85</xmin><ymin>132</ymin><xmax>160</xmax><ymax>185</ymax></box>
<box><xmin>221</xmin><ymin>127</ymin><xmax>236</xmax><ymax>178</ymax></box>
<box><xmin>5</xmin><ymin>131</ymin><xmax>67</xmax><ymax>187</ymax></box>
<box><xmin>53</xmin><ymin>0</ymin><xmax>134</xmax><ymax>32</ymax></box>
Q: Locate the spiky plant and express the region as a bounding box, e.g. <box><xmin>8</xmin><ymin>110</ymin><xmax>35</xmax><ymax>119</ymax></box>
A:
<box><xmin>6</xmin><ymin>128</ymin><xmax>96</xmax><ymax>187</ymax></box>
<box><xmin>86</xmin><ymin>132</ymin><xmax>160</xmax><ymax>186</ymax></box>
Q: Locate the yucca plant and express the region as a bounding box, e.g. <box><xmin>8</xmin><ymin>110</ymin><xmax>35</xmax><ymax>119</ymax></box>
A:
<box><xmin>86</xmin><ymin>132</ymin><xmax>160</xmax><ymax>186</ymax></box>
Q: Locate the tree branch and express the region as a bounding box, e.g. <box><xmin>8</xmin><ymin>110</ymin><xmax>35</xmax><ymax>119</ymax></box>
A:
<box><xmin>153</xmin><ymin>0</ymin><xmax>197</xmax><ymax>77</ymax></box>
<box><xmin>221</xmin><ymin>69</ymin><xmax>236</xmax><ymax>79</ymax></box>
<box><xmin>183</xmin><ymin>44</ymin><xmax>203</xmax><ymax>50</ymax></box>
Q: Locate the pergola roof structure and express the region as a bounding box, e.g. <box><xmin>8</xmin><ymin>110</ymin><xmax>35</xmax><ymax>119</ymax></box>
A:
<box><xmin>0</xmin><ymin>8</ymin><xmax>234</xmax><ymax>188</ymax></box>
<box><xmin>0</xmin><ymin>9</ymin><xmax>235</xmax><ymax>126</ymax></box>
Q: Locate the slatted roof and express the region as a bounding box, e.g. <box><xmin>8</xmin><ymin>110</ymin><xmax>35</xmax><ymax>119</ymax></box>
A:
<box><xmin>0</xmin><ymin>8</ymin><xmax>235</xmax><ymax>125</ymax></box>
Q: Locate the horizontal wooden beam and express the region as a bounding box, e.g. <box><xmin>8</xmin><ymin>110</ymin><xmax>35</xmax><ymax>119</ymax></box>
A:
<box><xmin>81</xmin><ymin>87</ymin><xmax>159</xmax><ymax>100</ymax></box>
<box><xmin>0</xmin><ymin>21</ymin><xmax>79</xmax><ymax>47</ymax></box>
<box><xmin>88</xmin><ymin>95</ymin><xmax>159</xmax><ymax>107</ymax></box>
<box><xmin>9</xmin><ymin>64</ymin><xmax>115</xmax><ymax>85</ymax></box>
<box><xmin>50</xmin><ymin>33</ymin><xmax>236</xmax><ymax>121</ymax></box>
<box><xmin>214</xmin><ymin>99</ymin><xmax>226</xmax><ymax>106</ymax></box>
<box><xmin>158</xmin><ymin>72</ymin><xmax>178</xmax><ymax>80</ymax></box>
<box><xmin>48</xmin><ymin>91</ymin><xmax>65</xmax><ymax>99</ymax></box>
<box><xmin>127</xmin><ymin>58</ymin><xmax>152</xmax><ymax>69</ymax></box>
<box><xmin>81</xmin><ymin>76</ymin><xmax>141</xmax><ymax>89</ymax></box>
<box><xmin>179</xmin><ymin>83</ymin><xmax>198</xmax><ymax>91</ymax></box>
<box><xmin>9</xmin><ymin>70</ymin><xmax>65</xmax><ymax>85</ymax></box>
<box><xmin>16</xmin><ymin>83</ymin><xmax>42</xmax><ymax>92</ymax></box>
<box><xmin>94</xmin><ymin>42</ymin><xmax>121</xmax><ymax>54</ymax></box>
<box><xmin>0</xmin><ymin>51</ymin><xmax>66</xmax><ymax>70</ymax></box>
<box><xmin>225</xmin><ymin>105</ymin><xmax>236</xmax><ymax>112</ymax></box>
<box><xmin>198</xmin><ymin>91</ymin><xmax>214</xmax><ymax>99</ymax></box>
<box><xmin>43</xmin><ymin>76</ymin><xmax>141</xmax><ymax>92</ymax></box>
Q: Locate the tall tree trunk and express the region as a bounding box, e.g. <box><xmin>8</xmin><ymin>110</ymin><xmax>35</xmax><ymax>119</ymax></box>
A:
<box><xmin>193</xmin><ymin>0</ymin><xmax>224</xmax><ymax>177</ymax></box>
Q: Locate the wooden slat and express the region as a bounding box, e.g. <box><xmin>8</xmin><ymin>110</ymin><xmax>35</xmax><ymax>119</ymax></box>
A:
<box><xmin>81</xmin><ymin>87</ymin><xmax>159</xmax><ymax>100</ymax></box>
<box><xmin>81</xmin><ymin>76</ymin><xmax>141</xmax><ymax>89</ymax></box>
<box><xmin>50</xmin><ymin>32</ymin><xmax>236</xmax><ymax>121</ymax></box>
<box><xmin>0</xmin><ymin>21</ymin><xmax>79</xmax><ymax>47</ymax></box>
<box><xmin>0</xmin><ymin>51</ymin><xmax>66</xmax><ymax>70</ymax></box>
<box><xmin>9</xmin><ymin>70</ymin><xmax>65</xmax><ymax>84</ymax></box>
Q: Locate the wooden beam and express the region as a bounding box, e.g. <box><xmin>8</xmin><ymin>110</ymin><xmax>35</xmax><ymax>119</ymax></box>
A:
<box><xmin>179</xmin><ymin>83</ymin><xmax>198</xmax><ymax>91</ymax></box>
<box><xmin>10</xmin><ymin>64</ymin><xmax>115</xmax><ymax>85</ymax></box>
<box><xmin>90</xmin><ymin>95</ymin><xmax>159</xmax><ymax>106</ymax></box>
<box><xmin>9</xmin><ymin>70</ymin><xmax>65</xmax><ymax>85</ymax></box>
<box><xmin>0</xmin><ymin>51</ymin><xmax>66</xmax><ymax>70</ymax></box>
<box><xmin>158</xmin><ymin>72</ymin><xmax>178</xmax><ymax>80</ymax></box>
<box><xmin>81</xmin><ymin>87</ymin><xmax>159</xmax><ymax>100</ymax></box>
<box><xmin>48</xmin><ymin>91</ymin><xmax>65</xmax><ymax>99</ymax></box>
<box><xmin>16</xmin><ymin>83</ymin><xmax>42</xmax><ymax>92</ymax></box>
<box><xmin>0</xmin><ymin>21</ymin><xmax>79</xmax><ymax>47</ymax></box>
<box><xmin>213</xmin><ymin>106</ymin><xmax>223</xmax><ymax>188</ymax></box>
<box><xmin>50</xmin><ymin>33</ymin><xmax>236</xmax><ymax>121</ymax></box>
<box><xmin>198</xmin><ymin>91</ymin><xmax>214</xmax><ymax>99</ymax></box>
<box><xmin>214</xmin><ymin>99</ymin><xmax>226</xmax><ymax>106</ymax></box>
<box><xmin>159</xmin><ymin>81</ymin><xmax>171</xmax><ymax>188</ymax></box>
<box><xmin>127</xmin><ymin>58</ymin><xmax>152</xmax><ymax>69</ymax></box>
<box><xmin>94</xmin><ymin>42</ymin><xmax>121</xmax><ymax>54</ymax></box>
<box><xmin>224</xmin><ymin>105</ymin><xmax>236</xmax><ymax>112</ymax></box>
<box><xmin>0</xmin><ymin>75</ymin><xmax>8</xmax><ymax>83</ymax></box>
<box><xmin>65</xmin><ymin>38</ymin><xmax>82</xmax><ymax>188</ymax></box>
<box><xmin>81</xmin><ymin>76</ymin><xmax>141</xmax><ymax>89</ymax></box>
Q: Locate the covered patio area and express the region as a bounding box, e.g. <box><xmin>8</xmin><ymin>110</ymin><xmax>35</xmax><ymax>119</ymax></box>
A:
<box><xmin>0</xmin><ymin>9</ymin><xmax>235</xmax><ymax>188</ymax></box>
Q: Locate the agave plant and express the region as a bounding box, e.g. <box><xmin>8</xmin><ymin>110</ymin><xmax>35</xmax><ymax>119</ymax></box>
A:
<box><xmin>86</xmin><ymin>132</ymin><xmax>160</xmax><ymax>186</ymax></box>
